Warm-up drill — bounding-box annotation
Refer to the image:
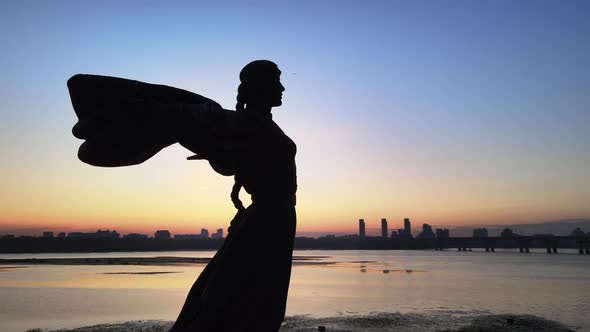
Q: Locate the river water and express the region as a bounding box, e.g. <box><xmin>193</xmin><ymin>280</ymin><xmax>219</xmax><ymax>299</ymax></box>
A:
<box><xmin>0</xmin><ymin>250</ymin><xmax>588</xmax><ymax>331</ymax></box>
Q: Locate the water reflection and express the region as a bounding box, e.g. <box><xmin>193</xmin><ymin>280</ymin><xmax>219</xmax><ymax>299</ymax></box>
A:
<box><xmin>0</xmin><ymin>250</ymin><xmax>588</xmax><ymax>332</ymax></box>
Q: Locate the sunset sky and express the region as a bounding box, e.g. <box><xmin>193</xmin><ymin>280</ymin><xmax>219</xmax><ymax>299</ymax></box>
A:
<box><xmin>1</xmin><ymin>1</ymin><xmax>588</xmax><ymax>236</ymax></box>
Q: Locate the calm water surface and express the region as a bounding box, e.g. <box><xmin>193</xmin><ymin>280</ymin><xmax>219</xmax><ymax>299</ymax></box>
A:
<box><xmin>0</xmin><ymin>250</ymin><xmax>588</xmax><ymax>331</ymax></box>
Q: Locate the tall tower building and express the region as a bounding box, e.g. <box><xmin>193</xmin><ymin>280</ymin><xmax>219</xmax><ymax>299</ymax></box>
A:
<box><xmin>359</xmin><ymin>219</ymin><xmax>366</xmax><ymax>239</ymax></box>
<box><xmin>404</xmin><ymin>218</ymin><xmax>411</xmax><ymax>235</ymax></box>
<box><xmin>381</xmin><ymin>218</ymin><xmax>388</xmax><ymax>239</ymax></box>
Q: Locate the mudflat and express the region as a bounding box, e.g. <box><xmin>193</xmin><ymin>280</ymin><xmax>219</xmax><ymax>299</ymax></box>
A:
<box><xmin>0</xmin><ymin>255</ymin><xmax>331</xmax><ymax>266</ymax></box>
<box><xmin>46</xmin><ymin>313</ymin><xmax>575</xmax><ymax>332</ymax></box>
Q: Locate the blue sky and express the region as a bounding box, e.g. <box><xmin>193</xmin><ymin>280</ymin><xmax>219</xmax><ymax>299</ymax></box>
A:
<box><xmin>1</xmin><ymin>1</ymin><xmax>589</xmax><ymax>235</ymax></box>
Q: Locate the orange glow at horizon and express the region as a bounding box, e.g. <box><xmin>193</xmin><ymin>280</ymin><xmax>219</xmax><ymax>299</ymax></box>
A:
<box><xmin>1</xmin><ymin>138</ymin><xmax>588</xmax><ymax>237</ymax></box>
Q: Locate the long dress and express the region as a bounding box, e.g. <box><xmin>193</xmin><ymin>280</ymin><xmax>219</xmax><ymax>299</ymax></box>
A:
<box><xmin>172</xmin><ymin>109</ymin><xmax>297</xmax><ymax>332</ymax></box>
<box><xmin>67</xmin><ymin>74</ymin><xmax>297</xmax><ymax>332</ymax></box>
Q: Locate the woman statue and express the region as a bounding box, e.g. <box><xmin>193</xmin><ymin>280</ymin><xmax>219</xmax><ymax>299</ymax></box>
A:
<box><xmin>170</xmin><ymin>60</ymin><xmax>297</xmax><ymax>331</ymax></box>
<box><xmin>67</xmin><ymin>60</ymin><xmax>297</xmax><ymax>331</ymax></box>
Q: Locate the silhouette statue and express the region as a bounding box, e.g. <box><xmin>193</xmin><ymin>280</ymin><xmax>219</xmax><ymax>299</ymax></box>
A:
<box><xmin>67</xmin><ymin>60</ymin><xmax>297</xmax><ymax>331</ymax></box>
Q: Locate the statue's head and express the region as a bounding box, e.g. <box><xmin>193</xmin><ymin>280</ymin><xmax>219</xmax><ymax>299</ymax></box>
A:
<box><xmin>236</xmin><ymin>60</ymin><xmax>284</xmax><ymax>110</ymax></box>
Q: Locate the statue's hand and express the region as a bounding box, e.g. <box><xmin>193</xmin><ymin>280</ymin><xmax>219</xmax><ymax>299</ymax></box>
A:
<box><xmin>231</xmin><ymin>181</ymin><xmax>245</xmax><ymax>211</ymax></box>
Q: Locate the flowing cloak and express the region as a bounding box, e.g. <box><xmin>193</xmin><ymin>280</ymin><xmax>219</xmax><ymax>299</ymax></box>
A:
<box><xmin>68</xmin><ymin>74</ymin><xmax>228</xmax><ymax>169</ymax></box>
<box><xmin>68</xmin><ymin>74</ymin><xmax>298</xmax><ymax>331</ymax></box>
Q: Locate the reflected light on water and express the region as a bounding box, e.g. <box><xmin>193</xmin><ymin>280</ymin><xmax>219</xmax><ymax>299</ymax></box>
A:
<box><xmin>0</xmin><ymin>250</ymin><xmax>589</xmax><ymax>332</ymax></box>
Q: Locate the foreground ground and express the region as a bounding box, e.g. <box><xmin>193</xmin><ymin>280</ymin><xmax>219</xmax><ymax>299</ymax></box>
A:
<box><xmin>43</xmin><ymin>312</ymin><xmax>576</xmax><ymax>332</ymax></box>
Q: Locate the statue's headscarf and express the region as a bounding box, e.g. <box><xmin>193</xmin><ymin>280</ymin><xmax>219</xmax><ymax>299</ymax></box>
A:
<box><xmin>236</xmin><ymin>60</ymin><xmax>280</xmax><ymax>110</ymax></box>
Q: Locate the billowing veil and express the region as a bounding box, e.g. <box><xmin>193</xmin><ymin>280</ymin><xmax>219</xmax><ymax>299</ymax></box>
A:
<box><xmin>68</xmin><ymin>74</ymin><xmax>230</xmax><ymax>172</ymax></box>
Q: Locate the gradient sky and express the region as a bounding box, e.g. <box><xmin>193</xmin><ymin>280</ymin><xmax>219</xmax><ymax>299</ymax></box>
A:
<box><xmin>1</xmin><ymin>0</ymin><xmax>589</xmax><ymax>236</ymax></box>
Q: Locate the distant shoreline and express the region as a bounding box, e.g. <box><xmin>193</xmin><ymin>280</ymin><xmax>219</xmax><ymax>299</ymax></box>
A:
<box><xmin>1</xmin><ymin>235</ymin><xmax>587</xmax><ymax>254</ymax></box>
<box><xmin>0</xmin><ymin>255</ymin><xmax>332</xmax><ymax>267</ymax></box>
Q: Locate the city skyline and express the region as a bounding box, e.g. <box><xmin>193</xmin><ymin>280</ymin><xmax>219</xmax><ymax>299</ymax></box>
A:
<box><xmin>1</xmin><ymin>1</ymin><xmax>589</xmax><ymax>236</ymax></box>
<box><xmin>6</xmin><ymin>225</ymin><xmax>589</xmax><ymax>240</ymax></box>
<box><xmin>3</xmin><ymin>217</ymin><xmax>589</xmax><ymax>239</ymax></box>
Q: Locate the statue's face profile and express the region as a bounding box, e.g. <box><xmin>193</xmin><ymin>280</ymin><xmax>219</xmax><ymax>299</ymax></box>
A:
<box><xmin>252</xmin><ymin>67</ymin><xmax>284</xmax><ymax>108</ymax></box>
<box><xmin>240</xmin><ymin>60</ymin><xmax>285</xmax><ymax>109</ymax></box>
<box><xmin>266</xmin><ymin>69</ymin><xmax>285</xmax><ymax>107</ymax></box>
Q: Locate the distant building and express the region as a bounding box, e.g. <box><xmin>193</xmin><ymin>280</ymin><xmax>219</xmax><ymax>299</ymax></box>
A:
<box><xmin>435</xmin><ymin>228</ymin><xmax>450</xmax><ymax>239</ymax></box>
<box><xmin>2</xmin><ymin>234</ymin><xmax>15</xmax><ymax>239</ymax></box>
<box><xmin>57</xmin><ymin>232</ymin><xmax>66</xmax><ymax>238</ymax></box>
<box><xmin>396</xmin><ymin>228</ymin><xmax>405</xmax><ymax>238</ymax></box>
<box><xmin>42</xmin><ymin>231</ymin><xmax>54</xmax><ymax>238</ymax></box>
<box><xmin>417</xmin><ymin>224</ymin><xmax>435</xmax><ymax>239</ymax></box>
<box><xmin>396</xmin><ymin>228</ymin><xmax>413</xmax><ymax>240</ymax></box>
<box><xmin>174</xmin><ymin>234</ymin><xmax>200</xmax><ymax>239</ymax></box>
<box><xmin>68</xmin><ymin>230</ymin><xmax>119</xmax><ymax>239</ymax></box>
<box><xmin>404</xmin><ymin>218</ymin><xmax>411</xmax><ymax>234</ymax></box>
<box><xmin>501</xmin><ymin>228</ymin><xmax>517</xmax><ymax>237</ymax></box>
<box><xmin>390</xmin><ymin>218</ymin><xmax>414</xmax><ymax>240</ymax></box>
<box><xmin>359</xmin><ymin>219</ymin><xmax>366</xmax><ymax>239</ymax></box>
<box><xmin>381</xmin><ymin>218</ymin><xmax>388</xmax><ymax>239</ymax></box>
<box><xmin>571</xmin><ymin>228</ymin><xmax>585</xmax><ymax>237</ymax></box>
<box><xmin>200</xmin><ymin>229</ymin><xmax>209</xmax><ymax>239</ymax></box>
<box><xmin>211</xmin><ymin>228</ymin><xmax>224</xmax><ymax>239</ymax></box>
<box><xmin>473</xmin><ymin>228</ymin><xmax>488</xmax><ymax>238</ymax></box>
<box><xmin>96</xmin><ymin>230</ymin><xmax>120</xmax><ymax>239</ymax></box>
<box><xmin>123</xmin><ymin>233</ymin><xmax>149</xmax><ymax>239</ymax></box>
<box><xmin>154</xmin><ymin>230</ymin><xmax>171</xmax><ymax>239</ymax></box>
<box><xmin>340</xmin><ymin>234</ymin><xmax>359</xmax><ymax>239</ymax></box>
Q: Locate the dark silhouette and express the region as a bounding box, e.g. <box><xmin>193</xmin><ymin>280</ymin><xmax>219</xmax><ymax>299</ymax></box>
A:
<box><xmin>67</xmin><ymin>60</ymin><xmax>297</xmax><ymax>331</ymax></box>
<box><xmin>2</xmin><ymin>234</ymin><xmax>590</xmax><ymax>254</ymax></box>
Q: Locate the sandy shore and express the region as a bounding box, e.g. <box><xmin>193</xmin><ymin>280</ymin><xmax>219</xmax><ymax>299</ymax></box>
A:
<box><xmin>44</xmin><ymin>312</ymin><xmax>576</xmax><ymax>332</ymax></box>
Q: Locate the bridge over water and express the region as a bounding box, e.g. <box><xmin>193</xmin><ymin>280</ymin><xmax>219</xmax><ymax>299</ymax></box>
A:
<box><xmin>399</xmin><ymin>236</ymin><xmax>590</xmax><ymax>254</ymax></box>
